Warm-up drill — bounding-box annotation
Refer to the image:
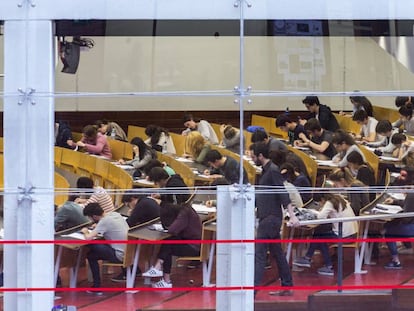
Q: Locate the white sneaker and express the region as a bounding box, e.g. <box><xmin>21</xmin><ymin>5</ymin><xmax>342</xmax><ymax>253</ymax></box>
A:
<box><xmin>152</xmin><ymin>278</ymin><xmax>172</xmax><ymax>288</ymax></box>
<box><xmin>142</xmin><ymin>266</ymin><xmax>163</xmax><ymax>278</ymax></box>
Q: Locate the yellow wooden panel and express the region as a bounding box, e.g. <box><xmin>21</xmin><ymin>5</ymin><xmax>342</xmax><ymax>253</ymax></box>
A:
<box><xmin>127</xmin><ymin>125</ymin><xmax>147</xmax><ymax>142</ymax></box>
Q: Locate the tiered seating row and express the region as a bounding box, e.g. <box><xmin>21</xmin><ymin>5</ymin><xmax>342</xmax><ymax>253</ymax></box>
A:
<box><xmin>54</xmin><ymin>146</ymin><xmax>133</xmax><ymax>206</ymax></box>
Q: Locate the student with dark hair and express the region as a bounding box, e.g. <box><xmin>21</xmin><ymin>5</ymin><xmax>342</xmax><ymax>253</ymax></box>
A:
<box><xmin>204</xmin><ymin>149</ymin><xmax>248</xmax><ymax>184</ymax></box>
<box><xmin>293</xmin><ymin>193</ymin><xmax>357</xmax><ymax>276</ymax></box>
<box><xmin>251</xmin><ymin>142</ymin><xmax>298</xmax><ymax>296</ymax></box>
<box><xmin>145</xmin><ymin>124</ymin><xmax>176</xmax><ymax>154</ymax></box>
<box><xmin>332</xmin><ymin>130</ymin><xmax>365</xmax><ymax>167</ymax></box>
<box><xmin>349</xmin><ymin>96</ymin><xmax>373</xmax><ymax>117</ymax></box>
<box><xmin>251</xmin><ymin>129</ymin><xmax>287</xmax><ymax>152</ymax></box>
<box><xmin>75</xmin><ymin>176</ymin><xmax>114</xmax><ymax>213</ymax></box>
<box><xmin>121</xmin><ymin>191</ymin><xmax>160</xmax><ymax>227</ymax></box>
<box><xmin>142</xmin><ymin>201</ymin><xmax>202</xmax><ymax>288</ymax></box>
<box><xmin>275</xmin><ymin>114</ymin><xmax>306</xmax><ymax>145</ymax></box>
<box><xmin>329</xmin><ymin>167</ymin><xmax>370</xmax><ymax>215</ymax></box>
<box><xmin>81</xmin><ymin>202</ymin><xmax>129</xmax><ymax>293</ymax></box>
<box><xmin>95</xmin><ymin>119</ymin><xmax>128</xmax><ymax>142</ymax></box>
<box><xmin>69</xmin><ymin>124</ymin><xmax>112</xmax><ymax>159</ymax></box>
<box><xmin>54</xmin><ymin>195</ymin><xmax>89</xmax><ymax>232</ymax></box>
<box><xmin>352</xmin><ymin>109</ymin><xmax>379</xmax><ymax>143</ymax></box>
<box><xmin>55</xmin><ymin>120</ymin><xmax>73</xmax><ymax>149</ymax></box>
<box><xmin>181</xmin><ymin>113</ymin><xmax>218</xmax><ymax>145</ymax></box>
<box><xmin>302</xmin><ymin>96</ymin><xmax>339</xmax><ymax>132</ymax></box>
<box><xmin>299</xmin><ymin>118</ymin><xmax>337</xmax><ymax>159</ymax></box>
<box><xmin>118</xmin><ymin>137</ymin><xmax>156</xmax><ymax>177</ymax></box>
<box><xmin>269</xmin><ymin>149</ymin><xmax>310</xmax><ymax>181</ymax></box>
<box><xmin>142</xmin><ymin>159</ymin><xmax>175</xmax><ymax>177</ymax></box>
<box><xmin>346</xmin><ymin>150</ymin><xmax>376</xmax><ymax>201</ymax></box>
<box><xmin>279</xmin><ymin>162</ymin><xmax>312</xmax><ymax>203</ymax></box>
<box><xmin>148</xmin><ymin>167</ymin><xmax>191</xmax><ymax>204</ymax></box>
<box><xmin>367</xmin><ymin>120</ymin><xmax>399</xmax><ymax>154</ymax></box>
<box><xmin>395</xmin><ymin>96</ymin><xmax>413</xmax><ymax>108</ymax></box>
<box><xmin>393</xmin><ymin>104</ymin><xmax>414</xmax><ymax>135</ymax></box>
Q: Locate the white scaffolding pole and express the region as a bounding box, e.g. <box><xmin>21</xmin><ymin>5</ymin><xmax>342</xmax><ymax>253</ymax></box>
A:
<box><xmin>3</xmin><ymin>19</ymin><xmax>55</xmax><ymax>311</ymax></box>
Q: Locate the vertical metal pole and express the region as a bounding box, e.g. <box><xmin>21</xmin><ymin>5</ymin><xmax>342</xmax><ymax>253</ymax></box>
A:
<box><xmin>337</xmin><ymin>221</ymin><xmax>343</xmax><ymax>293</ymax></box>
<box><xmin>3</xmin><ymin>19</ymin><xmax>55</xmax><ymax>310</ymax></box>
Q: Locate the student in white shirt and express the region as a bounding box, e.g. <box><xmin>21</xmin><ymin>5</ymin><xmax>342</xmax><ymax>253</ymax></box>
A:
<box><xmin>352</xmin><ymin>109</ymin><xmax>380</xmax><ymax>143</ymax></box>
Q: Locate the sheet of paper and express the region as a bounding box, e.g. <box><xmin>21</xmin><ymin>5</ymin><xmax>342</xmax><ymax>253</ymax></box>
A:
<box><xmin>134</xmin><ymin>178</ymin><xmax>154</xmax><ymax>185</ymax></box>
<box><xmin>192</xmin><ymin>203</ymin><xmax>217</xmax><ymax>214</ymax></box>
<box><xmin>379</xmin><ymin>156</ymin><xmax>399</xmax><ymax>162</ymax></box>
<box><xmin>316</xmin><ymin>160</ymin><xmax>338</xmax><ymax>167</ymax></box>
<box><xmin>372</xmin><ymin>204</ymin><xmax>403</xmax><ymax>214</ymax></box>
<box><xmin>61</xmin><ymin>232</ymin><xmax>86</xmax><ymax>240</ymax></box>
<box><xmin>175</xmin><ymin>157</ymin><xmax>194</xmax><ymax>163</ymax></box>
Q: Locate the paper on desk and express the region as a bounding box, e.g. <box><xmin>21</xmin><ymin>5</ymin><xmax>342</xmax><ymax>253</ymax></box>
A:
<box><xmin>389</xmin><ymin>193</ymin><xmax>406</xmax><ymax>201</ymax></box>
<box><xmin>61</xmin><ymin>232</ymin><xmax>87</xmax><ymax>240</ymax></box>
<box><xmin>192</xmin><ymin>203</ymin><xmax>216</xmax><ymax>214</ymax></box>
<box><xmin>316</xmin><ymin>160</ymin><xmax>338</xmax><ymax>167</ymax></box>
<box><xmin>372</xmin><ymin>204</ymin><xmax>403</xmax><ymax>214</ymax></box>
<box><xmin>175</xmin><ymin>157</ymin><xmax>193</xmax><ymax>163</ymax></box>
<box><xmin>115</xmin><ymin>164</ymin><xmax>134</xmax><ymax>170</ymax></box>
<box><xmin>293</xmin><ymin>146</ymin><xmax>310</xmax><ymax>151</ymax></box>
<box><xmin>379</xmin><ymin>156</ymin><xmax>400</xmax><ymax>162</ymax></box>
<box><xmin>148</xmin><ymin>223</ymin><xmax>168</xmax><ymax>232</ymax></box>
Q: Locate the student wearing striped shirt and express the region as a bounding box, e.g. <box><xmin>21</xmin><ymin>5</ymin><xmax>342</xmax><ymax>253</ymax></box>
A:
<box><xmin>75</xmin><ymin>176</ymin><xmax>115</xmax><ymax>213</ymax></box>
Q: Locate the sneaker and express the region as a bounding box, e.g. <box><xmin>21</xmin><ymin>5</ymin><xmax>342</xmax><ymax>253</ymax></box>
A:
<box><xmin>317</xmin><ymin>266</ymin><xmax>334</xmax><ymax>276</ymax></box>
<box><xmin>111</xmin><ymin>272</ymin><xmax>126</xmax><ymax>283</ymax></box>
<box><xmin>142</xmin><ymin>266</ymin><xmax>163</xmax><ymax>278</ymax></box>
<box><xmin>269</xmin><ymin>290</ymin><xmax>293</xmax><ymax>296</ymax></box>
<box><xmin>293</xmin><ymin>257</ymin><xmax>311</xmax><ymax>268</ymax></box>
<box><xmin>384</xmin><ymin>261</ymin><xmax>402</xmax><ymax>270</ymax></box>
<box><xmin>398</xmin><ymin>247</ymin><xmax>414</xmax><ymax>255</ymax></box>
<box><xmin>152</xmin><ymin>278</ymin><xmax>172</xmax><ymax>288</ymax></box>
<box><xmin>86</xmin><ymin>286</ymin><xmax>103</xmax><ymax>296</ymax></box>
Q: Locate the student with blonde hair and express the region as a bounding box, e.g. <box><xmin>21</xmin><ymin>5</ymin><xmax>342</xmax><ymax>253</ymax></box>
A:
<box><xmin>183</xmin><ymin>131</ymin><xmax>211</xmax><ymax>164</ymax></box>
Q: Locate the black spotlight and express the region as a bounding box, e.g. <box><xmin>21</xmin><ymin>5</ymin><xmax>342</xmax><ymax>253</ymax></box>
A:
<box><xmin>60</xmin><ymin>38</ymin><xmax>81</xmax><ymax>74</ymax></box>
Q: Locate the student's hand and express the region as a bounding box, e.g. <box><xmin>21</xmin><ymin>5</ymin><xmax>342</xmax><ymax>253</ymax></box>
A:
<box><xmin>203</xmin><ymin>169</ymin><xmax>210</xmax><ymax>176</ymax></box>
<box><xmin>66</xmin><ymin>139</ymin><xmax>74</xmax><ymax>147</ymax></box>
<box><xmin>383</xmin><ymin>197</ymin><xmax>394</xmax><ymax>204</ymax></box>
<box><xmin>76</xmin><ymin>141</ymin><xmax>86</xmax><ymax>148</ymax></box>
<box><xmin>288</xmin><ymin>215</ymin><xmax>300</xmax><ymax>227</ymax></box>
<box><xmin>80</xmin><ymin>227</ymin><xmax>89</xmax><ymax>235</ymax></box>
<box><xmin>118</xmin><ymin>159</ymin><xmax>126</xmax><ymax>165</ymax></box>
<box><xmin>181</xmin><ymin>130</ymin><xmax>189</xmax><ymax>136</ymax></box>
<box><xmin>205</xmin><ymin>200</ymin><xmax>214</xmax><ymax>207</ymax></box>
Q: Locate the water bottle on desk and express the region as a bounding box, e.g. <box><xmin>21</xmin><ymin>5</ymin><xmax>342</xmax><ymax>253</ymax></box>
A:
<box><xmin>162</xmin><ymin>141</ymin><xmax>168</xmax><ymax>154</ymax></box>
<box><xmin>110</xmin><ymin>127</ymin><xmax>116</xmax><ymax>139</ymax></box>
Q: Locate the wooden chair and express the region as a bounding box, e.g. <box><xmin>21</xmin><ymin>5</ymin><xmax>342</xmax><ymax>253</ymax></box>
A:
<box><xmin>333</xmin><ymin>113</ymin><xmax>361</xmax><ymax>136</ymax></box>
<box><xmin>76</xmin><ymin>152</ymin><xmax>96</xmax><ymax>178</ymax></box>
<box><xmin>176</xmin><ymin>217</ymin><xmax>216</xmax><ymax>286</ymax></box>
<box><xmin>54</xmin><ymin>172</ymin><xmax>70</xmax><ymax>206</ymax></box>
<box><xmin>91</xmin><ymin>158</ymin><xmax>110</xmax><ymax>187</ymax></box>
<box><xmin>372</xmin><ymin>105</ymin><xmax>400</xmax><ymax>124</ymax></box>
<box><xmin>167</xmin><ymin>156</ymin><xmax>195</xmax><ymax>188</ymax></box>
<box><xmin>127</xmin><ymin>125</ymin><xmax>147</xmax><ymax>142</ymax></box>
<box><xmin>170</xmin><ymin>132</ymin><xmax>186</xmax><ymax>156</ymax></box>
<box><xmin>211</xmin><ymin>123</ymin><xmax>223</xmax><ymax>143</ymax></box>
<box><xmin>108</xmin><ymin>138</ymin><xmax>128</xmax><ymax>161</ymax></box>
<box><xmin>269</xmin><ymin>116</ymin><xmax>289</xmax><ymax>139</ymax></box>
<box><xmin>60</xmin><ymin>148</ymin><xmax>81</xmax><ymax>173</ymax></box>
<box><xmin>358</xmin><ymin>145</ymin><xmax>380</xmax><ymax>183</ymax></box>
<box><xmin>54</xmin><ymin>146</ymin><xmax>63</xmax><ymax>167</ymax></box>
<box><xmin>251</xmin><ymin>114</ymin><xmax>272</xmax><ymax>133</ymax></box>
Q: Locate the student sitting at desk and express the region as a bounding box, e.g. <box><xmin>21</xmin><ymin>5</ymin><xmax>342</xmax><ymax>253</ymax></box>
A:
<box><xmin>299</xmin><ymin>118</ymin><xmax>337</xmax><ymax>159</ymax></box>
<box><xmin>275</xmin><ymin>114</ymin><xmax>307</xmax><ymax>146</ymax></box>
<box><xmin>279</xmin><ymin>162</ymin><xmax>312</xmax><ymax>203</ymax></box>
<box><xmin>148</xmin><ymin>167</ymin><xmax>191</xmax><ymax>205</ymax></box>
<box><xmin>329</xmin><ymin>168</ymin><xmax>370</xmax><ymax>216</ymax></box>
<box><xmin>68</xmin><ymin>125</ymin><xmax>112</xmax><ymax>159</ymax></box>
<box><xmin>381</xmin><ymin>177</ymin><xmax>414</xmax><ymax>269</ymax></box>
<box><xmin>183</xmin><ymin>131</ymin><xmax>211</xmax><ymax>164</ymax></box>
<box><xmin>121</xmin><ymin>191</ymin><xmax>160</xmax><ymax>227</ymax></box>
<box><xmin>293</xmin><ymin>192</ymin><xmax>357</xmax><ymax>276</ymax></box>
<box><xmin>181</xmin><ymin>113</ymin><xmax>219</xmax><ymax>145</ymax></box>
<box><xmin>346</xmin><ymin>151</ymin><xmax>376</xmax><ymax>202</ymax></box>
<box><xmin>81</xmin><ymin>202</ymin><xmax>129</xmax><ymax>294</ymax></box>
<box><xmin>118</xmin><ymin>137</ymin><xmax>157</xmax><ymax>177</ymax></box>
<box><xmin>204</xmin><ymin>149</ymin><xmax>248</xmax><ymax>184</ymax></box>
<box><xmin>220</xmin><ymin>124</ymin><xmax>244</xmax><ymax>154</ymax></box>
<box><xmin>143</xmin><ymin>159</ymin><xmax>175</xmax><ymax>177</ymax></box>
<box><xmin>352</xmin><ymin>109</ymin><xmax>380</xmax><ymax>143</ymax></box>
<box><xmin>95</xmin><ymin>119</ymin><xmax>128</xmax><ymax>142</ymax></box>
<box><xmin>142</xmin><ymin>201</ymin><xmax>202</xmax><ymax>288</ymax></box>
<box><xmin>392</xmin><ymin>104</ymin><xmax>414</xmax><ymax>136</ymax></box>
<box><xmin>75</xmin><ymin>177</ymin><xmax>115</xmax><ymax>213</ymax></box>
<box><xmin>366</xmin><ymin>120</ymin><xmax>399</xmax><ymax>155</ymax></box>
<box><xmin>145</xmin><ymin>124</ymin><xmax>176</xmax><ymax>154</ymax></box>
<box><xmin>251</xmin><ymin>129</ymin><xmax>287</xmax><ymax>152</ymax></box>
<box><xmin>54</xmin><ymin>195</ymin><xmax>89</xmax><ymax>232</ymax></box>
<box><xmin>332</xmin><ymin>130</ymin><xmax>365</xmax><ymax>167</ymax></box>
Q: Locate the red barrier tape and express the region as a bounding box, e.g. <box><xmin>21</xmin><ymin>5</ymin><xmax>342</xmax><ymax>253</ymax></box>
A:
<box><xmin>1</xmin><ymin>237</ymin><xmax>414</xmax><ymax>244</ymax></box>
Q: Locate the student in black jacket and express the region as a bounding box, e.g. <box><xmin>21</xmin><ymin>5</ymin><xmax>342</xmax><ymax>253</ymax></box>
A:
<box><xmin>302</xmin><ymin>96</ymin><xmax>339</xmax><ymax>132</ymax></box>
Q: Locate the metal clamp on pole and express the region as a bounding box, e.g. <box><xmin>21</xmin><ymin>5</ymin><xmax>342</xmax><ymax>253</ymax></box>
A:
<box><xmin>17</xmin><ymin>88</ymin><xmax>36</xmax><ymax>105</ymax></box>
<box><xmin>17</xmin><ymin>0</ymin><xmax>36</xmax><ymax>7</ymax></box>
